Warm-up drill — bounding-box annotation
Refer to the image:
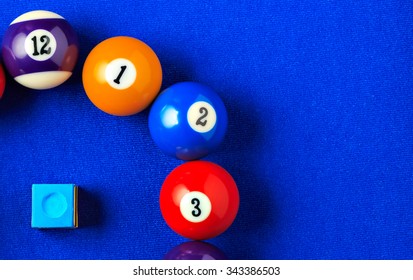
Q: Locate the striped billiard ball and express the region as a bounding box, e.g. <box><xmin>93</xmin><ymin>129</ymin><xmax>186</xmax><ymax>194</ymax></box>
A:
<box><xmin>2</xmin><ymin>10</ymin><xmax>79</xmax><ymax>90</ymax></box>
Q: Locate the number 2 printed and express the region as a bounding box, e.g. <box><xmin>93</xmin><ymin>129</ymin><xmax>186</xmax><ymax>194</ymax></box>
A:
<box><xmin>187</xmin><ymin>101</ymin><xmax>217</xmax><ymax>133</ymax></box>
<box><xmin>196</xmin><ymin>107</ymin><xmax>208</xmax><ymax>126</ymax></box>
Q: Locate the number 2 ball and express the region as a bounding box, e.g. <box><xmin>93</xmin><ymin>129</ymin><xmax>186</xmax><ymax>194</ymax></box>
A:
<box><xmin>149</xmin><ymin>82</ymin><xmax>228</xmax><ymax>160</ymax></box>
<box><xmin>1</xmin><ymin>10</ymin><xmax>79</xmax><ymax>90</ymax></box>
<box><xmin>160</xmin><ymin>161</ymin><xmax>239</xmax><ymax>240</ymax></box>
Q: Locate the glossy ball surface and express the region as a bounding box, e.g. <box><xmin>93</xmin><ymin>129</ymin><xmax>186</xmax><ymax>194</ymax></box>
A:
<box><xmin>1</xmin><ymin>10</ymin><xmax>79</xmax><ymax>90</ymax></box>
<box><xmin>160</xmin><ymin>161</ymin><xmax>239</xmax><ymax>240</ymax></box>
<box><xmin>82</xmin><ymin>36</ymin><xmax>162</xmax><ymax>116</ymax></box>
<box><xmin>164</xmin><ymin>241</ymin><xmax>227</xmax><ymax>260</ymax></box>
<box><xmin>0</xmin><ymin>64</ymin><xmax>5</xmax><ymax>99</ymax></box>
<box><xmin>148</xmin><ymin>82</ymin><xmax>227</xmax><ymax>160</ymax></box>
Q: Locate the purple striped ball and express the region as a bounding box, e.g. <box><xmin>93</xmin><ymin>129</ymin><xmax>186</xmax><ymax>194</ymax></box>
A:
<box><xmin>1</xmin><ymin>10</ymin><xmax>79</xmax><ymax>90</ymax></box>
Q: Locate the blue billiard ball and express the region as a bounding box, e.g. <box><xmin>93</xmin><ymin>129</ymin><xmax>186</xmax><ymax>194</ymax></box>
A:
<box><xmin>148</xmin><ymin>82</ymin><xmax>228</xmax><ymax>160</ymax></box>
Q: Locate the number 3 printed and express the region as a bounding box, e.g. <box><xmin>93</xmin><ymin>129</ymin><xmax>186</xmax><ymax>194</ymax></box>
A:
<box><xmin>180</xmin><ymin>191</ymin><xmax>212</xmax><ymax>223</ymax></box>
<box><xmin>191</xmin><ymin>198</ymin><xmax>202</xmax><ymax>217</ymax></box>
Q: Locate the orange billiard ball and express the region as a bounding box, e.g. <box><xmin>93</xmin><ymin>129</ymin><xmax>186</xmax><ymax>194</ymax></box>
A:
<box><xmin>82</xmin><ymin>36</ymin><xmax>162</xmax><ymax>116</ymax></box>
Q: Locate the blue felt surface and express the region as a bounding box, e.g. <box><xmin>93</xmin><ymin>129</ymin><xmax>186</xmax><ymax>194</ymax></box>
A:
<box><xmin>0</xmin><ymin>0</ymin><xmax>413</xmax><ymax>260</ymax></box>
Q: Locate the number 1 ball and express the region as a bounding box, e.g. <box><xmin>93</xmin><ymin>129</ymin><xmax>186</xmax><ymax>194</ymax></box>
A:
<box><xmin>160</xmin><ymin>161</ymin><xmax>239</xmax><ymax>240</ymax></box>
<box><xmin>1</xmin><ymin>10</ymin><xmax>79</xmax><ymax>90</ymax></box>
<box><xmin>82</xmin><ymin>36</ymin><xmax>162</xmax><ymax>116</ymax></box>
<box><xmin>149</xmin><ymin>82</ymin><xmax>228</xmax><ymax>160</ymax></box>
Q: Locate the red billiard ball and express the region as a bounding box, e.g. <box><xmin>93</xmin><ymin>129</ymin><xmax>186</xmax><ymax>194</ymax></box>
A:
<box><xmin>0</xmin><ymin>64</ymin><xmax>5</xmax><ymax>99</ymax></box>
<box><xmin>160</xmin><ymin>161</ymin><xmax>239</xmax><ymax>240</ymax></box>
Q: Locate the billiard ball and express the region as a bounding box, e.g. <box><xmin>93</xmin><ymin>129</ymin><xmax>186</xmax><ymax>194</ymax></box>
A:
<box><xmin>1</xmin><ymin>10</ymin><xmax>79</xmax><ymax>90</ymax></box>
<box><xmin>82</xmin><ymin>36</ymin><xmax>162</xmax><ymax>116</ymax></box>
<box><xmin>164</xmin><ymin>241</ymin><xmax>228</xmax><ymax>260</ymax></box>
<box><xmin>160</xmin><ymin>161</ymin><xmax>239</xmax><ymax>240</ymax></box>
<box><xmin>148</xmin><ymin>82</ymin><xmax>228</xmax><ymax>160</ymax></box>
<box><xmin>0</xmin><ymin>64</ymin><xmax>5</xmax><ymax>99</ymax></box>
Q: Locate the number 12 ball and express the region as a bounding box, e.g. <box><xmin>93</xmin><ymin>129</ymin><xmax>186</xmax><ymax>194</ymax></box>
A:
<box><xmin>149</xmin><ymin>82</ymin><xmax>228</xmax><ymax>160</ymax></box>
<box><xmin>160</xmin><ymin>161</ymin><xmax>239</xmax><ymax>240</ymax></box>
<box><xmin>2</xmin><ymin>10</ymin><xmax>79</xmax><ymax>90</ymax></box>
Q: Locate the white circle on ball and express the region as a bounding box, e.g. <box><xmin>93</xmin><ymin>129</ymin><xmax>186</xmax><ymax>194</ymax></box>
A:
<box><xmin>24</xmin><ymin>29</ymin><xmax>57</xmax><ymax>61</ymax></box>
<box><xmin>180</xmin><ymin>191</ymin><xmax>212</xmax><ymax>223</ymax></box>
<box><xmin>187</xmin><ymin>101</ymin><xmax>217</xmax><ymax>133</ymax></box>
<box><xmin>105</xmin><ymin>58</ymin><xmax>137</xmax><ymax>90</ymax></box>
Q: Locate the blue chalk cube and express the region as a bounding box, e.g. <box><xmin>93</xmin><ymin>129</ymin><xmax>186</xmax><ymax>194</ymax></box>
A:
<box><xmin>32</xmin><ymin>184</ymin><xmax>78</xmax><ymax>228</ymax></box>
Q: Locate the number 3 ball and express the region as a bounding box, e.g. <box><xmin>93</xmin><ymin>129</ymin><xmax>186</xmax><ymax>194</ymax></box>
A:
<box><xmin>82</xmin><ymin>36</ymin><xmax>162</xmax><ymax>116</ymax></box>
<box><xmin>1</xmin><ymin>10</ymin><xmax>79</xmax><ymax>90</ymax></box>
<box><xmin>148</xmin><ymin>82</ymin><xmax>228</xmax><ymax>160</ymax></box>
<box><xmin>160</xmin><ymin>161</ymin><xmax>239</xmax><ymax>240</ymax></box>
